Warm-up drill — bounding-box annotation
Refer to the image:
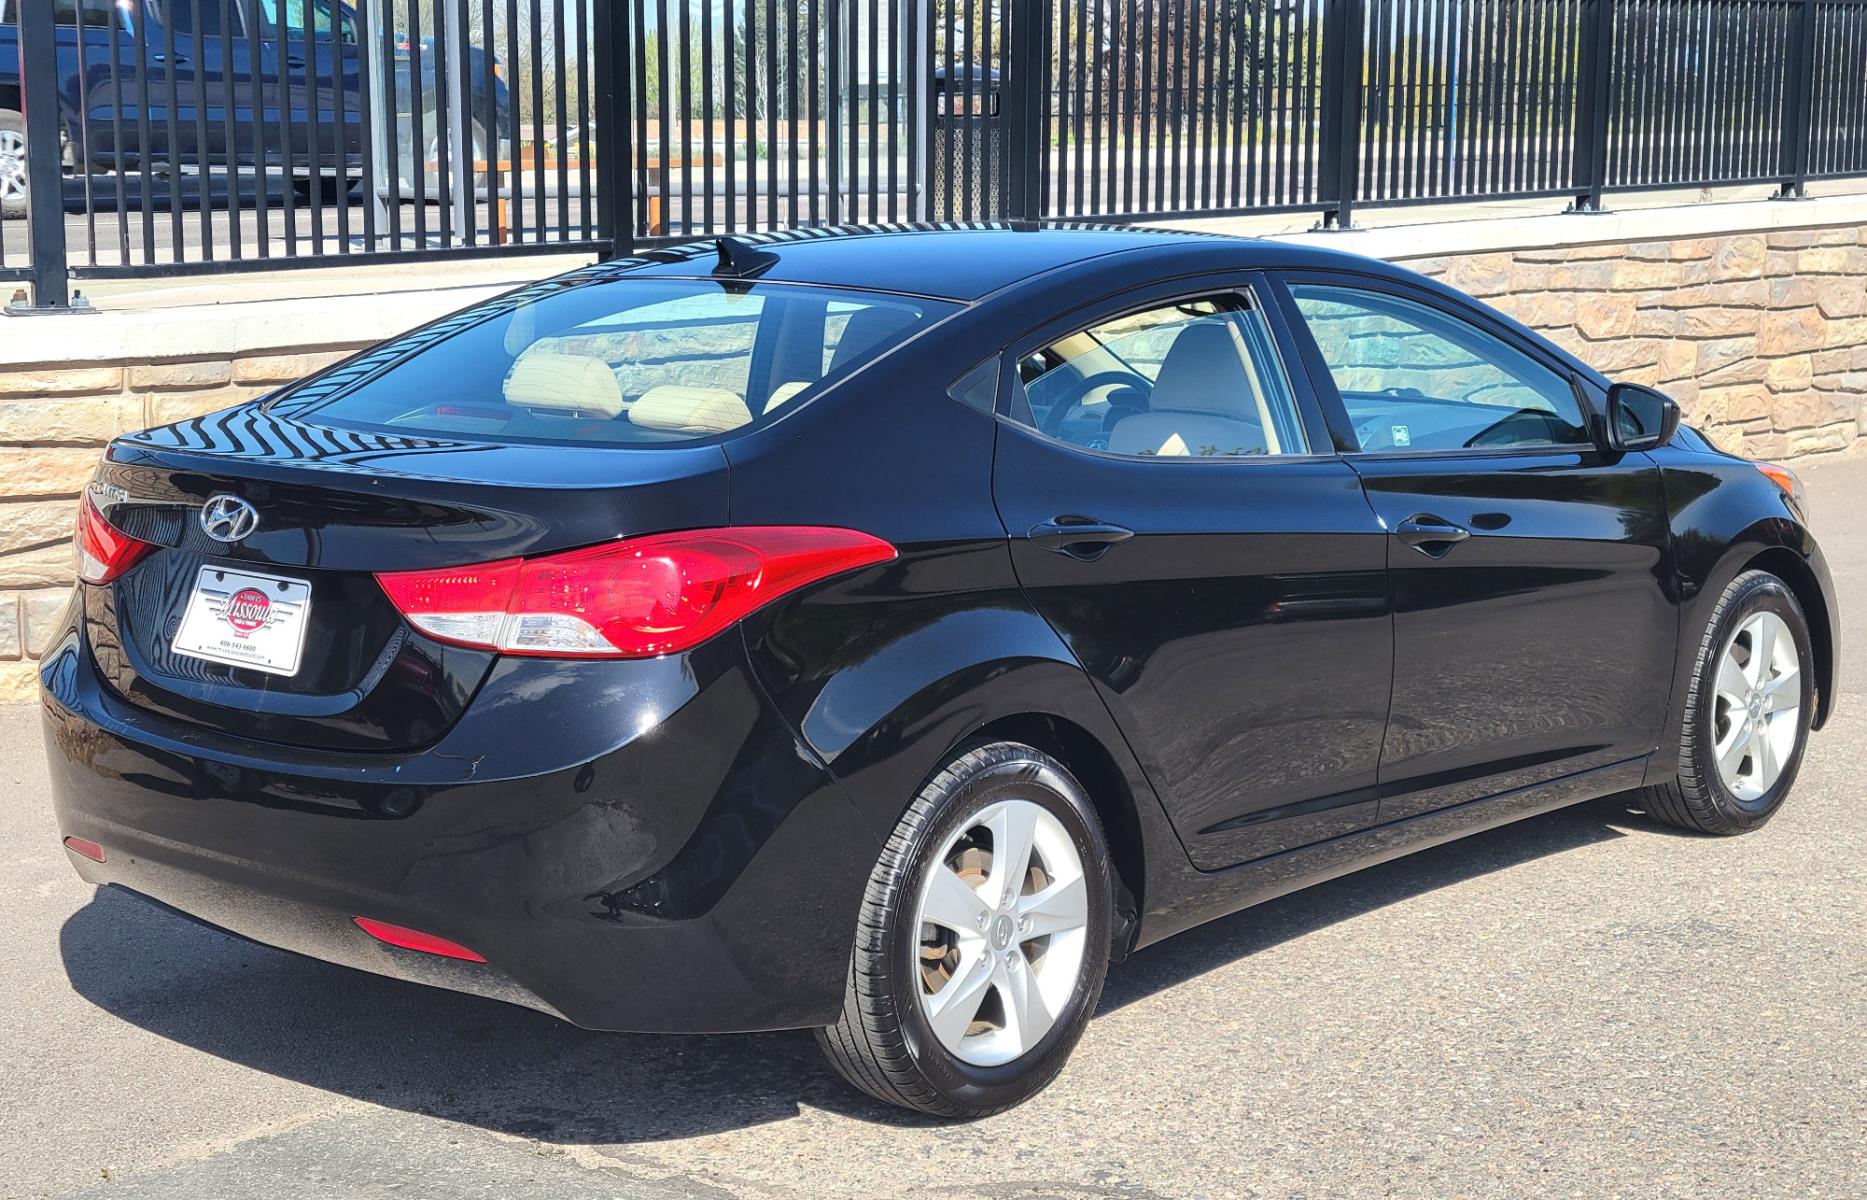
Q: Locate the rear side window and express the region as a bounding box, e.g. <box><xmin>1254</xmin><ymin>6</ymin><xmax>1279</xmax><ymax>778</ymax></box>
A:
<box><xmin>1289</xmin><ymin>284</ymin><xmax>1588</xmax><ymax>453</ymax></box>
<box><xmin>295</xmin><ymin>279</ymin><xmax>954</xmax><ymax>447</ymax></box>
<box><xmin>1010</xmin><ymin>295</ymin><xmax>1309</xmax><ymax>457</ymax></box>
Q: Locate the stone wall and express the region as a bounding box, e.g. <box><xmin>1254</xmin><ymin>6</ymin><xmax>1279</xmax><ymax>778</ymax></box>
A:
<box><xmin>1393</xmin><ymin>228</ymin><xmax>1867</xmax><ymax>460</ymax></box>
<box><xmin>1</xmin><ymin>345</ymin><xmax>366</xmax><ymax>700</ymax></box>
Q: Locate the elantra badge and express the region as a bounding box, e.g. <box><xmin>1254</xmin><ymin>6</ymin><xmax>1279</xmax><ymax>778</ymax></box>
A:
<box><xmin>199</xmin><ymin>494</ymin><xmax>260</xmax><ymax>543</ymax></box>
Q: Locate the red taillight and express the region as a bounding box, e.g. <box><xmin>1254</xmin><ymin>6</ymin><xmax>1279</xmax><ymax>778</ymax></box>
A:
<box><xmin>62</xmin><ymin>836</ymin><xmax>107</xmax><ymax>863</ymax></box>
<box><xmin>353</xmin><ymin>916</ymin><xmax>486</xmax><ymax>962</ymax></box>
<box><xmin>75</xmin><ymin>493</ymin><xmax>156</xmax><ymax>585</ymax></box>
<box><xmin>375</xmin><ymin>526</ymin><xmax>896</xmax><ymax>659</ymax></box>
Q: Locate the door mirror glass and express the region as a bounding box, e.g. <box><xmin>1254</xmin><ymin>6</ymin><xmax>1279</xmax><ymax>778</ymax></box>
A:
<box><xmin>1606</xmin><ymin>383</ymin><xmax>1680</xmax><ymax>452</ymax></box>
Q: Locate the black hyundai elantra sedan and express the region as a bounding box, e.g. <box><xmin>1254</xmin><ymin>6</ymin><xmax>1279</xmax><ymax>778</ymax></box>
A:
<box><xmin>43</xmin><ymin>225</ymin><xmax>1835</xmax><ymax>1117</ymax></box>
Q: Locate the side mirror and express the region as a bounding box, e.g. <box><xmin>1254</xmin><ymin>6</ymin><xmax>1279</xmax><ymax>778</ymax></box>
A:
<box><xmin>1604</xmin><ymin>383</ymin><xmax>1680</xmax><ymax>452</ymax></box>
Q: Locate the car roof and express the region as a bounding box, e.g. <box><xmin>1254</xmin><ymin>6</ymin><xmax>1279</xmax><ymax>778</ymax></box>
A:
<box><xmin>603</xmin><ymin>223</ymin><xmax>1314</xmax><ymax>301</ymax></box>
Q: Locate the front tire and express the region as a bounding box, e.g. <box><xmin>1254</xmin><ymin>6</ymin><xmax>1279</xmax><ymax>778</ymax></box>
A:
<box><xmin>816</xmin><ymin>742</ymin><xmax>1113</xmax><ymax>1117</ymax></box>
<box><xmin>1637</xmin><ymin>569</ymin><xmax>1813</xmax><ymax>834</ymax></box>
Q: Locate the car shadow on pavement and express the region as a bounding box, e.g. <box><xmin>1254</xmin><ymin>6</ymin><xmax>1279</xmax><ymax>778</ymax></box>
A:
<box><xmin>1097</xmin><ymin>796</ymin><xmax>1649</xmax><ymax>1013</ymax></box>
<box><xmin>58</xmin><ymin>796</ymin><xmax>1661</xmax><ymax>1142</ymax></box>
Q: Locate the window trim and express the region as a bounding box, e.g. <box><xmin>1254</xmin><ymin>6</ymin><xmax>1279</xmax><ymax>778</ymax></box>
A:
<box><xmin>1267</xmin><ymin>269</ymin><xmax>1609</xmax><ymax>462</ymax></box>
<box><xmin>992</xmin><ymin>275</ymin><xmax>1339</xmax><ymax>467</ymax></box>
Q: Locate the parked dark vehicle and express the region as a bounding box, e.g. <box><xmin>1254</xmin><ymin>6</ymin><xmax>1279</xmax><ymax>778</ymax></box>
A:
<box><xmin>42</xmin><ymin>227</ymin><xmax>1835</xmax><ymax>1117</ymax></box>
<box><xmin>0</xmin><ymin>0</ymin><xmax>507</xmax><ymax>217</ymax></box>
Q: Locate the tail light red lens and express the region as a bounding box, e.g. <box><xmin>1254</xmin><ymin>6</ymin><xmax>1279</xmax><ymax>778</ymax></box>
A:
<box><xmin>75</xmin><ymin>493</ymin><xmax>157</xmax><ymax>585</ymax></box>
<box><xmin>353</xmin><ymin>916</ymin><xmax>486</xmax><ymax>962</ymax></box>
<box><xmin>375</xmin><ymin>526</ymin><xmax>896</xmax><ymax>659</ymax></box>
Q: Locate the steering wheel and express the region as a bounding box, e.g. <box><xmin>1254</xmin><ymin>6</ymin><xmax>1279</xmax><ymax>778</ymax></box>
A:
<box><xmin>1039</xmin><ymin>370</ymin><xmax>1153</xmax><ymax>437</ymax></box>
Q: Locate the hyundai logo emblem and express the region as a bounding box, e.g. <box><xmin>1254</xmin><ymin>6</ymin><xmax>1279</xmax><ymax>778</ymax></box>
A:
<box><xmin>199</xmin><ymin>494</ymin><xmax>260</xmax><ymax>543</ymax></box>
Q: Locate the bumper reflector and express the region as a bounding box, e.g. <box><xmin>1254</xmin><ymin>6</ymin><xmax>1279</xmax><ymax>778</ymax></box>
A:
<box><xmin>353</xmin><ymin>916</ymin><xmax>486</xmax><ymax>962</ymax></box>
<box><xmin>63</xmin><ymin>836</ymin><xmax>107</xmax><ymax>863</ymax></box>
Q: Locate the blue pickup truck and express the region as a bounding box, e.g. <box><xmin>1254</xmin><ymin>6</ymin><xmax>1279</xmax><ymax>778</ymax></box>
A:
<box><xmin>0</xmin><ymin>0</ymin><xmax>508</xmax><ymax>217</ymax></box>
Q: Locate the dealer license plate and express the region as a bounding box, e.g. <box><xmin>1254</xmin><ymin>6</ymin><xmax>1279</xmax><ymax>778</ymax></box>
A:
<box><xmin>170</xmin><ymin>566</ymin><xmax>313</xmax><ymax>677</ymax></box>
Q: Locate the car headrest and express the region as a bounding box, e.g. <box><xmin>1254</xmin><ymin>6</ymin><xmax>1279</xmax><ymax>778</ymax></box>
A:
<box><xmin>629</xmin><ymin>385</ymin><xmax>753</xmax><ymax>435</ymax></box>
<box><xmin>765</xmin><ymin>380</ymin><xmax>813</xmax><ymax>412</ymax></box>
<box><xmin>1149</xmin><ymin>321</ymin><xmax>1256</xmax><ymax>417</ymax></box>
<box><xmin>503</xmin><ymin>349</ymin><xmax>626</xmax><ymax>419</ymax></box>
<box><xmin>829</xmin><ymin>305</ymin><xmax>917</xmax><ymax>372</ymax></box>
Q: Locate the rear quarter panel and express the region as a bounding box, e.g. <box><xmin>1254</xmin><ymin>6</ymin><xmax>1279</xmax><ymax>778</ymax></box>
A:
<box><xmin>724</xmin><ymin>327</ymin><xmax>1191</xmax><ymax>947</ymax></box>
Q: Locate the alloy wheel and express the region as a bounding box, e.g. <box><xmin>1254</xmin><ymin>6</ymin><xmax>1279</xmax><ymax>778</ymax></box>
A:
<box><xmin>1711</xmin><ymin>610</ymin><xmax>1801</xmax><ymax>801</ymax></box>
<box><xmin>0</xmin><ymin>129</ymin><xmax>26</xmax><ymax>204</ymax></box>
<box><xmin>913</xmin><ymin>797</ymin><xmax>1090</xmax><ymax>1067</ymax></box>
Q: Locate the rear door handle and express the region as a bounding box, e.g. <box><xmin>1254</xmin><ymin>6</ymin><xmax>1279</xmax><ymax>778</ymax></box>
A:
<box><xmin>1395</xmin><ymin>514</ymin><xmax>1471</xmax><ymax>557</ymax></box>
<box><xmin>1027</xmin><ymin>517</ymin><xmax>1135</xmax><ymax>561</ymax></box>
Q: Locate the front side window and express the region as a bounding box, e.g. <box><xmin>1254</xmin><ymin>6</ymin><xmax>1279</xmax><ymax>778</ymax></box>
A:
<box><xmin>1289</xmin><ymin>284</ymin><xmax>1589</xmax><ymax>453</ymax></box>
<box><xmin>293</xmin><ymin>278</ymin><xmax>952</xmax><ymax>447</ymax></box>
<box><xmin>1011</xmin><ymin>295</ymin><xmax>1308</xmax><ymax>458</ymax></box>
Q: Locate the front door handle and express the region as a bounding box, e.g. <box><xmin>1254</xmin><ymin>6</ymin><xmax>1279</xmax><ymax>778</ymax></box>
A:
<box><xmin>1027</xmin><ymin>516</ymin><xmax>1135</xmax><ymax>561</ymax></box>
<box><xmin>1395</xmin><ymin>514</ymin><xmax>1471</xmax><ymax>557</ymax></box>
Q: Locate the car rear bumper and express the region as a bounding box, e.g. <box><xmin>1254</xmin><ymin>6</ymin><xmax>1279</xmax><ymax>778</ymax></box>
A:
<box><xmin>39</xmin><ymin>619</ymin><xmax>880</xmax><ymax>1034</ymax></box>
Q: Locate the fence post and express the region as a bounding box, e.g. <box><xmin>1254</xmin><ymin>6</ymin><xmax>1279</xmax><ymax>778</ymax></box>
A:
<box><xmin>1316</xmin><ymin>0</ymin><xmax>1365</xmax><ymax>230</ymax></box>
<box><xmin>1004</xmin><ymin>0</ymin><xmax>1046</xmax><ymax>221</ymax></box>
<box><xmin>1777</xmin><ymin>0</ymin><xmax>1818</xmax><ymax>199</ymax></box>
<box><xmin>17</xmin><ymin>0</ymin><xmax>70</xmax><ymax>309</ymax></box>
<box><xmin>592</xmin><ymin>0</ymin><xmax>634</xmax><ymax>258</ymax></box>
<box><xmin>1569</xmin><ymin>0</ymin><xmax>1614</xmax><ymax>213</ymax></box>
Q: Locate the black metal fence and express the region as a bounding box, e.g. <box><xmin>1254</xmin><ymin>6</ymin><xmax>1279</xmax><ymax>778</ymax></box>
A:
<box><xmin>4</xmin><ymin>0</ymin><xmax>1865</xmax><ymax>309</ymax></box>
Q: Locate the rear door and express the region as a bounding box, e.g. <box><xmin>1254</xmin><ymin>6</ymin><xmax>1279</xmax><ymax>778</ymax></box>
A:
<box><xmin>252</xmin><ymin>0</ymin><xmax>358</xmax><ymax>171</ymax></box>
<box><xmin>1271</xmin><ymin>272</ymin><xmax>1676</xmax><ymax>820</ymax></box>
<box><xmin>991</xmin><ymin>276</ymin><xmax>1394</xmax><ymax>870</ymax></box>
<box><xmin>155</xmin><ymin>0</ymin><xmax>264</xmax><ymax>168</ymax></box>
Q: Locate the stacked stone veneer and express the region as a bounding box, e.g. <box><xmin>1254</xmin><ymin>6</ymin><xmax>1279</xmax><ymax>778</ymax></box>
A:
<box><xmin>1</xmin><ymin>346</ymin><xmax>361</xmax><ymax>701</ymax></box>
<box><xmin>1397</xmin><ymin>227</ymin><xmax>1867</xmax><ymax>459</ymax></box>
<box><xmin>2</xmin><ymin>221</ymin><xmax>1864</xmax><ymax>701</ymax></box>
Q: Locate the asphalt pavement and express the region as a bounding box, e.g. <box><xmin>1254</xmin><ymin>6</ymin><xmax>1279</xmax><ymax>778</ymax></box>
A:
<box><xmin>2</xmin><ymin>454</ymin><xmax>1863</xmax><ymax>1200</ymax></box>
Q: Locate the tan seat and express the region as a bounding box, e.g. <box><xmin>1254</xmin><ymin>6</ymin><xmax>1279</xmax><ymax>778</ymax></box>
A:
<box><xmin>1105</xmin><ymin>322</ymin><xmax>1271</xmax><ymax>457</ymax></box>
<box><xmin>629</xmin><ymin>385</ymin><xmax>753</xmax><ymax>435</ymax></box>
<box><xmin>503</xmin><ymin>349</ymin><xmax>626</xmax><ymax>419</ymax></box>
<box><xmin>766</xmin><ymin>381</ymin><xmax>812</xmax><ymax>411</ymax></box>
<box><xmin>1107</xmin><ymin>412</ymin><xmax>1268</xmax><ymax>457</ymax></box>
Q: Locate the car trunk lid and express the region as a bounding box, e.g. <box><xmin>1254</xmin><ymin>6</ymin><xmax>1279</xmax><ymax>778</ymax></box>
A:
<box><xmin>84</xmin><ymin>402</ymin><xmax>729</xmax><ymax>752</ymax></box>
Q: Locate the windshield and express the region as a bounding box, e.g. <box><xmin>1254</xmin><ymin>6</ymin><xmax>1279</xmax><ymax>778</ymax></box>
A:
<box><xmin>292</xmin><ymin>278</ymin><xmax>956</xmax><ymax>448</ymax></box>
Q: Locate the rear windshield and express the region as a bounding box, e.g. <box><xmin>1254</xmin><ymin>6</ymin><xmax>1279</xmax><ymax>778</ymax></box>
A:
<box><xmin>293</xmin><ymin>279</ymin><xmax>956</xmax><ymax>447</ymax></box>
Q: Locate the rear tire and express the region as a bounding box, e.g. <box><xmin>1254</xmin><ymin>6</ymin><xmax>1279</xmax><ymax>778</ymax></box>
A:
<box><xmin>1636</xmin><ymin>569</ymin><xmax>1813</xmax><ymax>834</ymax></box>
<box><xmin>292</xmin><ymin>175</ymin><xmax>359</xmax><ymax>206</ymax></box>
<box><xmin>816</xmin><ymin>742</ymin><xmax>1112</xmax><ymax>1118</ymax></box>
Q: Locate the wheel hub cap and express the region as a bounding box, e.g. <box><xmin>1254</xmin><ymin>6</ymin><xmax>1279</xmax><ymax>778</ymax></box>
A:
<box><xmin>0</xmin><ymin>130</ymin><xmax>26</xmax><ymax>200</ymax></box>
<box><xmin>1711</xmin><ymin>610</ymin><xmax>1801</xmax><ymax>801</ymax></box>
<box><xmin>913</xmin><ymin>797</ymin><xmax>1090</xmax><ymax>1067</ymax></box>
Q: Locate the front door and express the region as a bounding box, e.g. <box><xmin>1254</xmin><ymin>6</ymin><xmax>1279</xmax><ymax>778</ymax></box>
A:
<box><xmin>991</xmin><ymin>278</ymin><xmax>1394</xmax><ymax>870</ymax></box>
<box><xmin>1273</xmin><ymin>273</ymin><xmax>1677</xmax><ymax>820</ymax></box>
